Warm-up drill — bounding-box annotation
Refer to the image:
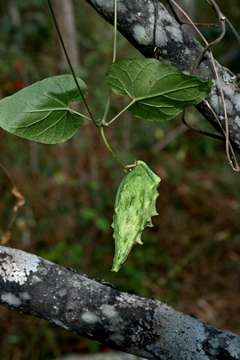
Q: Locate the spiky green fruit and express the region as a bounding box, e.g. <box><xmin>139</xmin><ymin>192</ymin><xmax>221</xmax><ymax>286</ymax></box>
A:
<box><xmin>112</xmin><ymin>161</ymin><xmax>161</xmax><ymax>272</ymax></box>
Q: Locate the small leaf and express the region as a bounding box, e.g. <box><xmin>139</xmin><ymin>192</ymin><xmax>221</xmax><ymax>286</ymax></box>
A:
<box><xmin>112</xmin><ymin>161</ymin><xmax>161</xmax><ymax>272</ymax></box>
<box><xmin>107</xmin><ymin>58</ymin><xmax>212</xmax><ymax>121</ymax></box>
<box><xmin>0</xmin><ymin>75</ymin><xmax>87</xmax><ymax>144</ymax></box>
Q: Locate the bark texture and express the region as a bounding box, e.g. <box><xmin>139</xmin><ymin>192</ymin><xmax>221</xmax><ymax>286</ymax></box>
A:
<box><xmin>0</xmin><ymin>246</ymin><xmax>240</xmax><ymax>360</ymax></box>
<box><xmin>85</xmin><ymin>0</ymin><xmax>240</xmax><ymax>153</ymax></box>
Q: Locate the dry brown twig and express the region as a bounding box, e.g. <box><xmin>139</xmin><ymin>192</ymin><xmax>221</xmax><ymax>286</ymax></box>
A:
<box><xmin>168</xmin><ymin>0</ymin><xmax>240</xmax><ymax>172</ymax></box>
<box><xmin>0</xmin><ymin>163</ymin><xmax>25</xmax><ymax>244</ymax></box>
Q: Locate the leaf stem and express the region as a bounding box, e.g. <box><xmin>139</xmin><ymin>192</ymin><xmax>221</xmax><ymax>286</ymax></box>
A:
<box><xmin>101</xmin><ymin>97</ymin><xmax>111</xmax><ymax>125</ymax></box>
<box><xmin>100</xmin><ymin>127</ymin><xmax>125</xmax><ymax>168</ymax></box>
<box><xmin>99</xmin><ymin>0</ymin><xmax>131</xmax><ymax>171</ymax></box>
<box><xmin>47</xmin><ymin>0</ymin><xmax>98</xmax><ymax>128</ymax></box>
<box><xmin>105</xmin><ymin>99</ymin><xmax>135</xmax><ymax>126</ymax></box>
<box><xmin>69</xmin><ymin>108</ymin><xmax>91</xmax><ymax>120</ymax></box>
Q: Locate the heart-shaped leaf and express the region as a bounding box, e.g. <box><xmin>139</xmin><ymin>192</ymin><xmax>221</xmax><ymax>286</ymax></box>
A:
<box><xmin>0</xmin><ymin>75</ymin><xmax>87</xmax><ymax>144</ymax></box>
<box><xmin>112</xmin><ymin>161</ymin><xmax>161</xmax><ymax>272</ymax></box>
<box><xmin>107</xmin><ymin>59</ymin><xmax>212</xmax><ymax>121</ymax></box>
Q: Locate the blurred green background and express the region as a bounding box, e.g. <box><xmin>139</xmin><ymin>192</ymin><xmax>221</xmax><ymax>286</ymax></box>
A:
<box><xmin>0</xmin><ymin>0</ymin><xmax>239</xmax><ymax>359</ymax></box>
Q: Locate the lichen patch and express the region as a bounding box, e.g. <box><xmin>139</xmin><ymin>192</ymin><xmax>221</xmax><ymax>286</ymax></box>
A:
<box><xmin>81</xmin><ymin>311</ymin><xmax>99</xmax><ymax>324</ymax></box>
<box><xmin>166</xmin><ymin>25</ymin><xmax>183</xmax><ymax>43</ymax></box>
<box><xmin>0</xmin><ymin>248</ymin><xmax>40</xmax><ymax>285</ymax></box>
<box><xmin>133</xmin><ymin>25</ymin><xmax>151</xmax><ymax>45</ymax></box>
<box><xmin>1</xmin><ymin>293</ymin><xmax>21</xmax><ymax>307</ymax></box>
<box><xmin>101</xmin><ymin>304</ymin><xmax>119</xmax><ymax>319</ymax></box>
<box><xmin>235</xmin><ymin>94</ymin><xmax>240</xmax><ymax>112</ymax></box>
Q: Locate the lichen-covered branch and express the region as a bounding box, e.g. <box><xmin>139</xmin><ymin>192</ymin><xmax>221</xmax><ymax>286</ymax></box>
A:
<box><xmin>85</xmin><ymin>0</ymin><xmax>240</xmax><ymax>153</ymax></box>
<box><xmin>0</xmin><ymin>246</ymin><xmax>240</xmax><ymax>360</ymax></box>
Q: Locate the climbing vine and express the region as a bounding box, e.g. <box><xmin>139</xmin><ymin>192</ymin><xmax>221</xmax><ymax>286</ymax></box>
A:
<box><xmin>0</xmin><ymin>0</ymin><xmax>212</xmax><ymax>271</ymax></box>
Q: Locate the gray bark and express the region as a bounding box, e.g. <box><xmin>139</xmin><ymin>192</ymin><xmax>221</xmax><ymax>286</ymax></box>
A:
<box><xmin>0</xmin><ymin>246</ymin><xmax>240</xmax><ymax>360</ymax></box>
<box><xmin>85</xmin><ymin>0</ymin><xmax>240</xmax><ymax>153</ymax></box>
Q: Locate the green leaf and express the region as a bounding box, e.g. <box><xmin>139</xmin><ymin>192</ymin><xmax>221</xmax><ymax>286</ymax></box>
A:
<box><xmin>107</xmin><ymin>58</ymin><xmax>212</xmax><ymax>121</ymax></box>
<box><xmin>0</xmin><ymin>75</ymin><xmax>87</xmax><ymax>144</ymax></box>
<box><xmin>112</xmin><ymin>161</ymin><xmax>161</xmax><ymax>272</ymax></box>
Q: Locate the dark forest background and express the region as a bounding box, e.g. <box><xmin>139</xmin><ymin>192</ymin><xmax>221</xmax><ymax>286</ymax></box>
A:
<box><xmin>0</xmin><ymin>1</ymin><xmax>239</xmax><ymax>359</ymax></box>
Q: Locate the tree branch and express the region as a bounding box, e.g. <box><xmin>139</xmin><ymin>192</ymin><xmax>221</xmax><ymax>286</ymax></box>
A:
<box><xmin>0</xmin><ymin>246</ymin><xmax>240</xmax><ymax>360</ymax></box>
<box><xmin>85</xmin><ymin>0</ymin><xmax>240</xmax><ymax>153</ymax></box>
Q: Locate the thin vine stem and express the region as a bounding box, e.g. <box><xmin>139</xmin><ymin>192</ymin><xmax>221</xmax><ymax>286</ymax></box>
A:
<box><xmin>193</xmin><ymin>17</ymin><xmax>226</xmax><ymax>72</ymax></box>
<box><xmin>47</xmin><ymin>0</ymin><xmax>98</xmax><ymax>127</ymax></box>
<box><xmin>169</xmin><ymin>0</ymin><xmax>239</xmax><ymax>172</ymax></box>
<box><xmin>48</xmin><ymin>0</ymin><xmax>128</xmax><ymax>168</ymax></box>
<box><xmin>100</xmin><ymin>127</ymin><xmax>125</xmax><ymax>168</ymax></box>
<box><xmin>99</xmin><ymin>0</ymin><xmax>132</xmax><ymax>169</ymax></box>
<box><xmin>101</xmin><ymin>97</ymin><xmax>111</xmax><ymax>125</ymax></box>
